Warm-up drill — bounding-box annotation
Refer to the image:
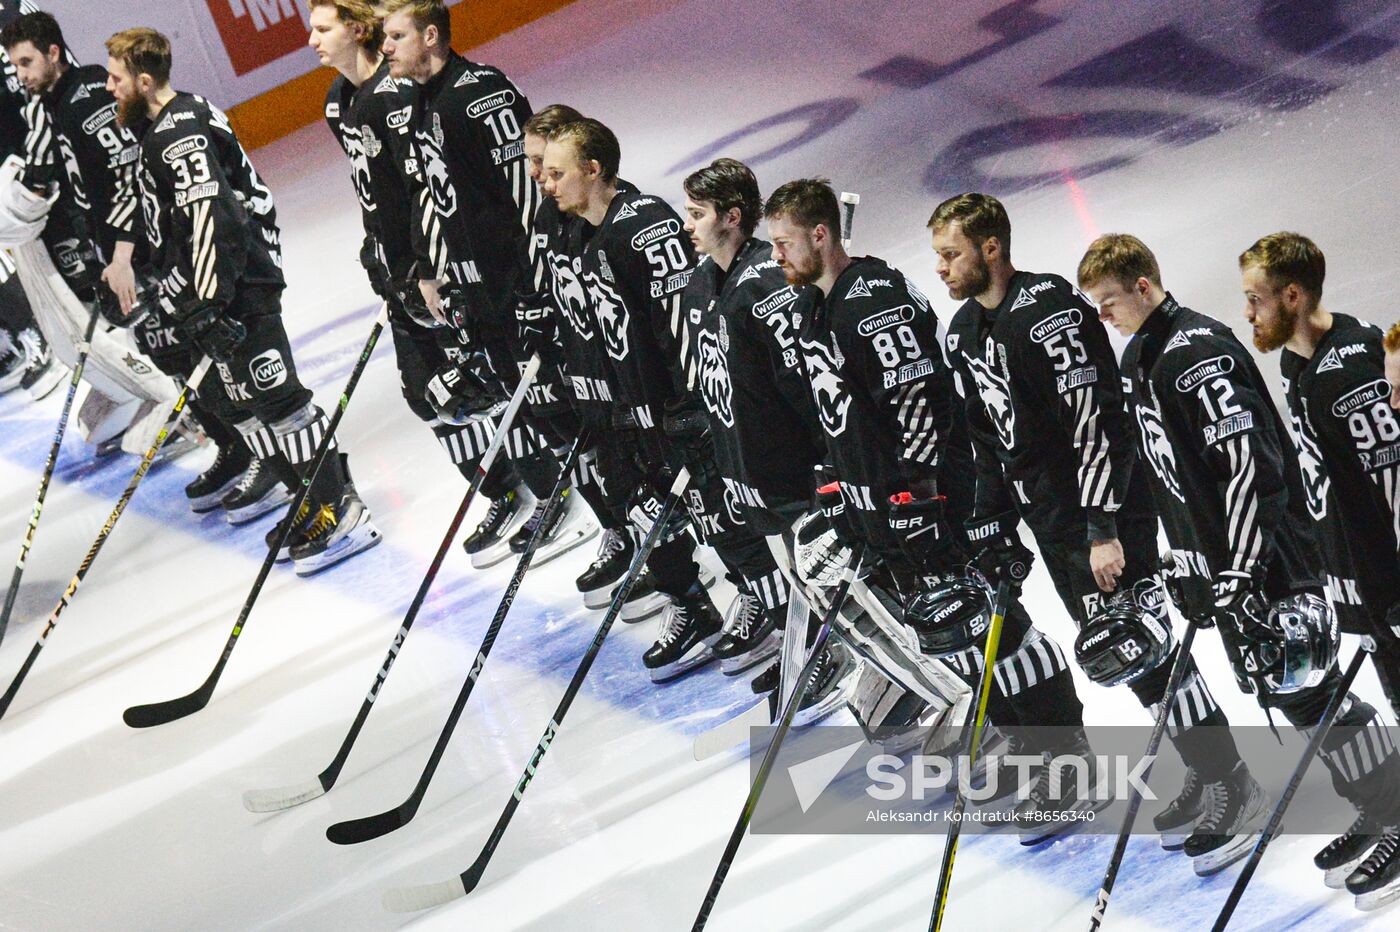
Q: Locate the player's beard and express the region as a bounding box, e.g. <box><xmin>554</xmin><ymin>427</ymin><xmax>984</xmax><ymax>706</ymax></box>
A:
<box><xmin>1252</xmin><ymin>305</ymin><xmax>1295</xmax><ymax>352</ymax></box>
<box><xmin>949</xmin><ymin>253</ymin><xmax>991</xmax><ymax>301</ymax></box>
<box><xmin>783</xmin><ymin>250</ymin><xmax>824</xmax><ymax>287</ymax></box>
<box><xmin>115</xmin><ymin>93</ymin><xmax>145</xmax><ymax>128</ymax></box>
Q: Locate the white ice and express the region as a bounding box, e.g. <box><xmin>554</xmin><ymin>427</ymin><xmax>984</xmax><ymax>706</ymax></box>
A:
<box><xmin>3</xmin><ymin>0</ymin><xmax>1400</xmax><ymax>929</ymax></box>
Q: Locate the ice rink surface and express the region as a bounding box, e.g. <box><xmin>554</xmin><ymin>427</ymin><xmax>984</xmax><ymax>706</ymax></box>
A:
<box><xmin>3</xmin><ymin>0</ymin><xmax>1400</xmax><ymax>928</ymax></box>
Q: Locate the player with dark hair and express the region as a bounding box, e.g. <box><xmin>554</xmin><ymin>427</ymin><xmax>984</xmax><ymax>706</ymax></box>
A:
<box><xmin>105</xmin><ymin>26</ymin><xmax>381</xmax><ymax>574</ymax></box>
<box><xmin>1079</xmin><ymin>231</ymin><xmax>1400</xmax><ymax>899</ymax></box>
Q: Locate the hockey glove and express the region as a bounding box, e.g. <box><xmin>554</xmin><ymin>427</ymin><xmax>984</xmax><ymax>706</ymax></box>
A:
<box><xmin>514</xmin><ymin>295</ymin><xmax>559</xmax><ymax>358</ymax></box>
<box><xmin>359</xmin><ymin>239</ymin><xmax>391</xmax><ymax>299</ymax></box>
<box><xmin>1211</xmin><ymin>569</ymin><xmax>1268</xmax><ymax>632</ymax></box>
<box><xmin>424</xmin><ymin>354</ymin><xmax>507</xmax><ymax>426</ymax></box>
<box><xmin>394</xmin><ymin>279</ymin><xmax>442</xmax><ymax>329</ymax></box>
<box><xmin>179</xmin><ymin>302</ymin><xmax>247</xmax><ymax>362</ymax></box>
<box><xmin>661</xmin><ymin>396</ymin><xmax>717</xmax><ymax>484</ymax></box>
<box><xmin>626</xmin><ymin>473</ymin><xmax>687</xmax><ymax>544</ymax></box>
<box><xmin>794</xmin><ymin>482</ymin><xmax>856</xmax><ymax>590</ymax></box>
<box><xmin>888</xmin><ymin>492</ymin><xmax>960</xmax><ymax>576</ymax></box>
<box><xmin>442</xmin><ymin>284</ymin><xmax>488</xmax><ymax>346</ymax></box>
<box><xmin>964</xmin><ymin>509</ymin><xmax>1033</xmax><ymax>588</ymax></box>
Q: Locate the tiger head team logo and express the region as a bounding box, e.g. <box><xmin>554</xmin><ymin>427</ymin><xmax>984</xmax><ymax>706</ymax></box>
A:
<box><xmin>588</xmin><ymin>273</ymin><xmax>630</xmax><ymax>361</ymax></box>
<box><xmin>551</xmin><ymin>255</ymin><xmax>593</xmax><ymax>341</ymax></box>
<box><xmin>696</xmin><ymin>328</ymin><xmax>734</xmax><ymax>427</ymax></box>
<box><xmin>1136</xmin><ymin>384</ymin><xmax>1184</xmax><ymax>503</ymax></box>
<box><xmin>417</xmin><ymin>119</ymin><xmax>456</xmax><ymax>218</ymax></box>
<box><xmin>800</xmin><ymin>334</ymin><xmax>851</xmax><ymax>437</ymax></box>
<box><xmin>966</xmin><ymin>337</ymin><xmax>1016</xmax><ymax>450</ymax></box>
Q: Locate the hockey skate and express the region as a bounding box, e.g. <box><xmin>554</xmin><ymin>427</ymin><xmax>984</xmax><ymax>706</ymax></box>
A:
<box><xmin>1347</xmin><ymin>825</ymin><xmax>1400</xmax><ymax>910</ymax></box>
<box><xmin>642</xmin><ymin>586</ymin><xmax>724</xmax><ymax>683</ymax></box>
<box><xmin>185</xmin><ymin>445</ymin><xmax>251</xmax><ymax>513</ymax></box>
<box><xmin>577</xmin><ymin>527</ymin><xmax>634</xmax><ymax>608</ymax></box>
<box><xmin>267</xmin><ymin>498</ymin><xmax>315</xmax><ymax>563</ymax></box>
<box><xmin>1183</xmin><ymin>761</ymin><xmax>1268</xmax><ymax>876</ymax></box>
<box><xmin>18</xmin><ymin>327</ymin><xmax>62</xmax><ymax>400</ymax></box>
<box><xmin>1152</xmin><ymin>766</ymin><xmax>1205</xmax><ymax>852</ymax></box>
<box><xmin>0</xmin><ymin>335</ymin><xmax>26</xmax><ymax>393</ymax></box>
<box><xmin>221</xmin><ymin>458</ymin><xmax>294</xmax><ymax>525</ymax></box>
<box><xmin>1014</xmin><ymin>729</ymin><xmax>1111</xmax><ymax>845</ymax></box>
<box><xmin>506</xmin><ymin>487</ymin><xmax>597</xmax><ymax>566</ymax></box>
<box><xmin>753</xmin><ymin>642</ymin><xmax>852</xmax><ymax>727</ymax></box>
<box><xmin>713</xmin><ymin>591</ymin><xmax>779</xmax><ymax>675</ymax></box>
<box><xmin>621</xmin><ymin>567</ymin><xmax>713</xmax><ymax>622</ymax></box>
<box><xmin>462</xmin><ymin>486</ymin><xmax>532</xmax><ymax>569</ymax></box>
<box><xmin>1317</xmin><ymin>809</ymin><xmax>1384</xmax><ymax>888</ymax></box>
<box><xmin>290</xmin><ymin>485</ymin><xmax>383</xmax><ymax>577</ymax></box>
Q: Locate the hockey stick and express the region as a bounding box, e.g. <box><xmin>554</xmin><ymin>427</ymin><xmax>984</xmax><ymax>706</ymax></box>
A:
<box><xmin>690</xmin><ymin>545</ymin><xmax>865</xmax><ymax>930</ymax></box>
<box><xmin>382</xmin><ymin>467</ymin><xmax>693</xmax><ymax>912</ymax></box>
<box><xmin>0</xmin><ymin>303</ymin><xmax>102</xmax><ymax>648</ymax></box>
<box><xmin>0</xmin><ymin>356</ymin><xmax>213</xmax><ymax>720</ymax></box>
<box><xmin>1210</xmin><ymin>647</ymin><xmax>1368</xmax><ymax>931</ymax></box>
<box><xmin>1086</xmin><ymin>622</ymin><xmax>1201</xmax><ymax>930</ymax></box>
<box><xmin>122</xmin><ymin>306</ymin><xmax>396</xmax><ymax>729</ymax></box>
<box><xmin>322</xmin><ymin>429</ymin><xmax>591</xmax><ymax>838</ymax></box>
<box><xmin>241</xmin><ymin>353</ymin><xmax>547</xmax><ymax>813</ymax></box>
<box><xmin>929</xmin><ymin>572</ymin><xmax>1021</xmax><ymax>932</ymax></box>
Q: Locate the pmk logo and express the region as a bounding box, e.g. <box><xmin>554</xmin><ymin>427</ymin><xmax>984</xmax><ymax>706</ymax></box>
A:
<box><xmin>206</xmin><ymin>1</ymin><xmax>310</xmax><ymax>77</ymax></box>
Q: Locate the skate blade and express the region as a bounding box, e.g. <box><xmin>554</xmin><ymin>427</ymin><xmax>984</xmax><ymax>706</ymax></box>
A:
<box><xmin>1355</xmin><ymin>880</ymin><xmax>1400</xmax><ymax>911</ymax></box>
<box><xmin>469</xmin><ymin>539</ymin><xmax>518</xmax><ymax>569</ymax></box>
<box><xmin>293</xmin><ymin>523</ymin><xmax>384</xmax><ymax>577</ymax></box>
<box><xmin>1325</xmin><ymin>854</ymin><xmax>1368</xmax><ymax>889</ymax></box>
<box><xmin>649</xmin><ymin>635</ymin><xmax>724</xmax><ymax>684</ymax></box>
<box><xmin>719</xmin><ymin>633</ymin><xmax>780</xmax><ymax>675</ymax></box>
<box><xmin>1192</xmin><ymin>832</ymin><xmax>1261</xmax><ymax>876</ymax></box>
<box><xmin>225</xmin><ymin>487</ymin><xmax>295</xmax><ymax>525</ymax></box>
<box><xmin>26</xmin><ymin>364</ymin><xmax>65</xmax><ymax>400</ymax></box>
<box><xmin>621</xmin><ymin>592</ymin><xmax>668</xmax><ymax>622</ymax></box>
<box><xmin>523</xmin><ymin>519</ymin><xmax>599</xmax><ymax>569</ymax></box>
<box><xmin>189</xmin><ymin>479</ymin><xmax>244</xmax><ymax>513</ymax></box>
<box><xmin>1158</xmin><ymin>829</ymin><xmax>1191</xmax><ymax>852</ymax></box>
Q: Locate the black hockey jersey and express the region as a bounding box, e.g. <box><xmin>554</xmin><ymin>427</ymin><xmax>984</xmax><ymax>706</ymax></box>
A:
<box><xmin>408</xmin><ymin>53</ymin><xmax>533</xmax><ymax>327</ymax></box>
<box><xmin>682</xmin><ymin>237</ymin><xmax>823</xmax><ymax>529</ymax></box>
<box><xmin>1121</xmin><ymin>294</ymin><xmax>1325</xmax><ymax>616</ymax></box>
<box><xmin>0</xmin><ymin>1</ymin><xmax>38</xmax><ymax>162</ymax></box>
<box><xmin>574</xmin><ymin>185</ymin><xmax>695</xmax><ymax>430</ymax></box>
<box><xmin>535</xmin><ymin>193</ymin><xmax>615</xmax><ymax>421</ymax></box>
<box><xmin>946</xmin><ymin>270</ymin><xmax>1147</xmax><ymax>543</ymax></box>
<box><xmin>27</xmin><ymin>64</ymin><xmax>140</xmax><ymax>261</ymax></box>
<box><xmin>323</xmin><ymin>62</ymin><xmax>416</xmax><ymax>281</ymax></box>
<box><xmin>1280</xmin><ymin>313</ymin><xmax>1400</xmax><ymax>632</ymax></box>
<box><xmin>799</xmin><ymin>256</ymin><xmax>953</xmax><ymax>547</ymax></box>
<box><xmin>136</xmin><ymin>92</ymin><xmax>283</xmax><ymax>311</ymax></box>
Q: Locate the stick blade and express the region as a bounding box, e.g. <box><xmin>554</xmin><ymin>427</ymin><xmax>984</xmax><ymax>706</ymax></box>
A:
<box><xmin>123</xmin><ymin>688</ymin><xmax>210</xmax><ymax>728</ymax></box>
<box><xmin>693</xmin><ymin>698</ymin><xmax>771</xmax><ymax>761</ymax></box>
<box><xmin>242</xmin><ymin>778</ymin><xmax>327</xmax><ymax>813</ymax></box>
<box><xmin>382</xmin><ymin>876</ymin><xmax>467</xmax><ymax>913</ymax></box>
<box><xmin>326</xmin><ymin>805</ymin><xmax>409</xmax><ymax>845</ymax></box>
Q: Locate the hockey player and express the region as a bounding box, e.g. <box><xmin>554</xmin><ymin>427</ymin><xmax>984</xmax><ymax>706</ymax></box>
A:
<box><xmin>931</xmin><ymin>193</ymin><xmax>1247</xmax><ymax>855</ymax></box>
<box><xmin>764</xmin><ymin>180</ymin><xmax>1094</xmax><ymax>832</ymax></box>
<box><xmin>1234</xmin><ymin>231</ymin><xmax>1400</xmax><ymax>905</ymax></box>
<box><xmin>520</xmin><ymin>104</ymin><xmax>666</xmax><ymax>619</ymax></box>
<box><xmin>3</xmin><ymin>10</ymin><xmax>261</xmax><ymax>509</ymax></box>
<box><xmin>104</xmin><ymin>27</ymin><xmax>381</xmax><ymax>574</ymax></box>
<box><xmin>0</xmin><ymin>0</ymin><xmax>58</xmax><ymax>399</ymax></box>
<box><xmin>380</xmin><ymin>0</ymin><xmax>595</xmax><ymax>569</ymax></box>
<box><xmin>541</xmin><ymin>118</ymin><xmax>777</xmax><ymax>681</ymax></box>
<box><xmin>1077</xmin><ymin>232</ymin><xmax>1400</xmax><ymax>905</ymax></box>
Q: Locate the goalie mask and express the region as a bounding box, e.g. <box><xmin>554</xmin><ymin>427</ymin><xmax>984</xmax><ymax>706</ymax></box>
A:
<box><xmin>903</xmin><ymin>568</ymin><xmax>993</xmax><ymax>657</ymax></box>
<box><xmin>1239</xmin><ymin>591</ymin><xmax>1338</xmax><ymax>694</ymax></box>
<box><xmin>1075</xmin><ymin>579</ymin><xmax>1172</xmax><ymax>688</ymax></box>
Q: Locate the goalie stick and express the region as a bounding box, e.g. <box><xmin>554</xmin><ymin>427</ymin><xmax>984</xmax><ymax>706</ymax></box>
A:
<box><xmin>0</xmin><ymin>303</ymin><xmax>101</xmax><ymax>648</ymax></box>
<box><xmin>381</xmin><ymin>468</ymin><xmax>693</xmax><ymax>912</ymax></box>
<box><xmin>321</xmin><ymin>428</ymin><xmax>590</xmax><ymax>840</ymax></box>
<box><xmin>240</xmin><ymin>354</ymin><xmax>546</xmax><ymax>813</ymax></box>
<box><xmin>122</xmin><ymin>306</ymin><xmax>394</xmax><ymax>729</ymax></box>
<box><xmin>0</xmin><ymin>355</ymin><xmax>213</xmax><ymax>720</ymax></box>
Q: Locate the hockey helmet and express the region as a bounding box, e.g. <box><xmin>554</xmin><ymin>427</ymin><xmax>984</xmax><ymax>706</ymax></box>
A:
<box><xmin>1240</xmin><ymin>591</ymin><xmax>1339</xmax><ymax>694</ymax></box>
<box><xmin>1076</xmin><ymin>579</ymin><xmax>1172</xmax><ymax>687</ymax></box>
<box><xmin>903</xmin><ymin>567</ymin><xmax>994</xmax><ymax>657</ymax></box>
